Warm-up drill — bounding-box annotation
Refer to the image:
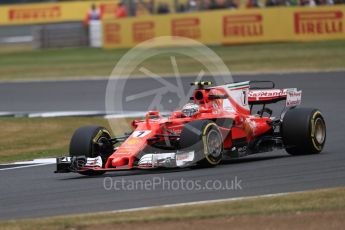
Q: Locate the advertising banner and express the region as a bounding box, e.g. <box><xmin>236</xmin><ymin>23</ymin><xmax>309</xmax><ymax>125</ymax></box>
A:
<box><xmin>0</xmin><ymin>0</ymin><xmax>119</xmax><ymax>26</ymax></box>
<box><xmin>103</xmin><ymin>6</ymin><xmax>345</xmax><ymax>49</ymax></box>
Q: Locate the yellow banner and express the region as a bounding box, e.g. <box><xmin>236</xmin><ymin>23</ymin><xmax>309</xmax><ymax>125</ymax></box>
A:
<box><xmin>103</xmin><ymin>6</ymin><xmax>345</xmax><ymax>49</ymax></box>
<box><xmin>0</xmin><ymin>0</ymin><xmax>119</xmax><ymax>26</ymax></box>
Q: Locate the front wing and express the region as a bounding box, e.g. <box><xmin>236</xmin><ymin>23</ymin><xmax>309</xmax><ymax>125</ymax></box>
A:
<box><xmin>55</xmin><ymin>150</ymin><xmax>195</xmax><ymax>173</ymax></box>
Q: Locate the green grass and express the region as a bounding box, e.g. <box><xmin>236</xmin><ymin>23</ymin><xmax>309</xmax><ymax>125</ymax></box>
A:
<box><xmin>0</xmin><ymin>40</ymin><xmax>345</xmax><ymax>81</ymax></box>
<box><xmin>0</xmin><ymin>117</ymin><xmax>131</xmax><ymax>163</ymax></box>
<box><xmin>0</xmin><ymin>187</ymin><xmax>344</xmax><ymax>230</ymax></box>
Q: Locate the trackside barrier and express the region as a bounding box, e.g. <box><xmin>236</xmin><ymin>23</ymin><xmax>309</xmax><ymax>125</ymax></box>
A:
<box><xmin>0</xmin><ymin>0</ymin><xmax>119</xmax><ymax>26</ymax></box>
<box><xmin>102</xmin><ymin>6</ymin><xmax>345</xmax><ymax>49</ymax></box>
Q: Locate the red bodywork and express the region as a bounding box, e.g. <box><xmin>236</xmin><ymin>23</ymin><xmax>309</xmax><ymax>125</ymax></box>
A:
<box><xmin>99</xmin><ymin>82</ymin><xmax>288</xmax><ymax>171</ymax></box>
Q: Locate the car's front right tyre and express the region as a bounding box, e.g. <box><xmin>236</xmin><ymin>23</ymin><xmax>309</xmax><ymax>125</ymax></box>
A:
<box><xmin>70</xmin><ymin>126</ymin><xmax>113</xmax><ymax>176</ymax></box>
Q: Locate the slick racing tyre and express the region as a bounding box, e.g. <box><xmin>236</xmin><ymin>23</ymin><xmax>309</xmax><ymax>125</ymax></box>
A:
<box><xmin>70</xmin><ymin>126</ymin><xmax>113</xmax><ymax>176</ymax></box>
<box><xmin>282</xmin><ymin>108</ymin><xmax>326</xmax><ymax>155</ymax></box>
<box><xmin>180</xmin><ymin>120</ymin><xmax>223</xmax><ymax>167</ymax></box>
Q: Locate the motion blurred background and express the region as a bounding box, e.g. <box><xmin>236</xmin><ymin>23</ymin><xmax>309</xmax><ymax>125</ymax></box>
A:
<box><xmin>1</xmin><ymin>0</ymin><xmax>345</xmax><ymax>50</ymax></box>
<box><xmin>0</xmin><ymin>0</ymin><xmax>345</xmax><ymax>81</ymax></box>
<box><xmin>0</xmin><ymin>0</ymin><xmax>344</xmax><ymax>81</ymax></box>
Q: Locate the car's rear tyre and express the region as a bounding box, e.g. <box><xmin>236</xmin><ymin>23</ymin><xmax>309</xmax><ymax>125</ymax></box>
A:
<box><xmin>180</xmin><ymin>120</ymin><xmax>223</xmax><ymax>167</ymax></box>
<box><xmin>70</xmin><ymin>126</ymin><xmax>113</xmax><ymax>176</ymax></box>
<box><xmin>282</xmin><ymin>108</ymin><xmax>326</xmax><ymax>155</ymax></box>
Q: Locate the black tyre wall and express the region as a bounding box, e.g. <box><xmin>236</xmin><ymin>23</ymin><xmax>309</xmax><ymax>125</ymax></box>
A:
<box><xmin>180</xmin><ymin>120</ymin><xmax>223</xmax><ymax>167</ymax></box>
<box><xmin>70</xmin><ymin>126</ymin><xmax>111</xmax><ymax>158</ymax></box>
<box><xmin>69</xmin><ymin>126</ymin><xmax>112</xmax><ymax>176</ymax></box>
<box><xmin>282</xmin><ymin>108</ymin><xmax>326</xmax><ymax>155</ymax></box>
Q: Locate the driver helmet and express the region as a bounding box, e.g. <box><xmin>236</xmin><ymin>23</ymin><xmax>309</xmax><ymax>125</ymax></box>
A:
<box><xmin>182</xmin><ymin>103</ymin><xmax>199</xmax><ymax>117</ymax></box>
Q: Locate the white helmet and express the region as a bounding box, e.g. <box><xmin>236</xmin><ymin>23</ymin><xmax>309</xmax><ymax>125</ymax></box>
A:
<box><xmin>182</xmin><ymin>103</ymin><xmax>199</xmax><ymax>117</ymax></box>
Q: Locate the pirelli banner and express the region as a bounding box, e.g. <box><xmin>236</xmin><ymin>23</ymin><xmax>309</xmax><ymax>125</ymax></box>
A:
<box><xmin>103</xmin><ymin>6</ymin><xmax>345</xmax><ymax>49</ymax></box>
<box><xmin>0</xmin><ymin>1</ymin><xmax>119</xmax><ymax>26</ymax></box>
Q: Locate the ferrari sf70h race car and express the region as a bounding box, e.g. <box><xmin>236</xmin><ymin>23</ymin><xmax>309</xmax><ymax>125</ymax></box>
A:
<box><xmin>55</xmin><ymin>81</ymin><xmax>326</xmax><ymax>176</ymax></box>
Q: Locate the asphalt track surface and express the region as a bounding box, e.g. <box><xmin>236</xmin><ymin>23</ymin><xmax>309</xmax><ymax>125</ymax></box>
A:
<box><xmin>0</xmin><ymin>71</ymin><xmax>344</xmax><ymax>114</ymax></box>
<box><xmin>0</xmin><ymin>71</ymin><xmax>345</xmax><ymax>220</ymax></box>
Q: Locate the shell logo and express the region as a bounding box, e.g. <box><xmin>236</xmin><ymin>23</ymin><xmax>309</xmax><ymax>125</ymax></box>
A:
<box><xmin>126</xmin><ymin>139</ymin><xmax>140</xmax><ymax>145</ymax></box>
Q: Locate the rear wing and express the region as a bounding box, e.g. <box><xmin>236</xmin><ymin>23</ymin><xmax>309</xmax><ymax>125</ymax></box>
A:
<box><xmin>205</xmin><ymin>81</ymin><xmax>301</xmax><ymax>117</ymax></box>
<box><xmin>249</xmin><ymin>89</ymin><xmax>289</xmax><ymax>104</ymax></box>
<box><xmin>249</xmin><ymin>88</ymin><xmax>302</xmax><ymax>107</ymax></box>
<box><xmin>248</xmin><ymin>81</ymin><xmax>302</xmax><ymax>107</ymax></box>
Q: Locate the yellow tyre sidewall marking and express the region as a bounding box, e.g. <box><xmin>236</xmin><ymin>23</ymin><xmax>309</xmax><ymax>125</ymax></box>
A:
<box><xmin>202</xmin><ymin>122</ymin><xmax>222</xmax><ymax>165</ymax></box>
<box><xmin>93</xmin><ymin>129</ymin><xmax>111</xmax><ymax>144</ymax></box>
<box><xmin>311</xmin><ymin>111</ymin><xmax>323</xmax><ymax>151</ymax></box>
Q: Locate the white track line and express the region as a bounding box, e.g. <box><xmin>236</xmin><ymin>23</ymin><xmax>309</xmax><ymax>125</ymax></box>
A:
<box><xmin>0</xmin><ymin>158</ymin><xmax>56</xmax><ymax>171</ymax></box>
<box><xmin>0</xmin><ymin>163</ymin><xmax>54</xmax><ymax>171</ymax></box>
<box><xmin>0</xmin><ymin>111</ymin><xmax>151</xmax><ymax>118</ymax></box>
<box><xmin>104</xmin><ymin>112</ymin><xmax>147</xmax><ymax>119</ymax></box>
<box><xmin>0</xmin><ymin>111</ymin><xmax>107</xmax><ymax>118</ymax></box>
<box><xmin>105</xmin><ymin>111</ymin><xmax>170</xmax><ymax>119</ymax></box>
<box><xmin>13</xmin><ymin>158</ymin><xmax>56</xmax><ymax>165</ymax></box>
<box><xmin>28</xmin><ymin>111</ymin><xmax>107</xmax><ymax>118</ymax></box>
<box><xmin>110</xmin><ymin>191</ymin><xmax>297</xmax><ymax>214</ymax></box>
<box><xmin>0</xmin><ymin>112</ymin><xmax>16</xmax><ymax>117</ymax></box>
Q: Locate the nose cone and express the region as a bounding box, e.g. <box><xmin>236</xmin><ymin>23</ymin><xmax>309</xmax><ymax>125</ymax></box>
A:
<box><xmin>112</xmin><ymin>157</ymin><xmax>129</xmax><ymax>167</ymax></box>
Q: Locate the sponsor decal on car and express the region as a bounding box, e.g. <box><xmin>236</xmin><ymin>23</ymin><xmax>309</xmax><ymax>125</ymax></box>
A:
<box><xmin>286</xmin><ymin>90</ymin><xmax>302</xmax><ymax>107</ymax></box>
<box><xmin>248</xmin><ymin>89</ymin><xmax>288</xmax><ymax>99</ymax></box>
<box><xmin>85</xmin><ymin>156</ymin><xmax>103</xmax><ymax>168</ymax></box>
<box><xmin>176</xmin><ymin>151</ymin><xmax>194</xmax><ymax>167</ymax></box>
<box><xmin>132</xmin><ymin>130</ymin><xmax>152</xmax><ymax>138</ymax></box>
<box><xmin>125</xmin><ymin>139</ymin><xmax>141</xmax><ymax>145</ymax></box>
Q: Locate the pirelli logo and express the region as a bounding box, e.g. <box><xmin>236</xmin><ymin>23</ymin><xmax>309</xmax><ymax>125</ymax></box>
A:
<box><xmin>171</xmin><ymin>18</ymin><xmax>200</xmax><ymax>39</ymax></box>
<box><xmin>294</xmin><ymin>11</ymin><xmax>343</xmax><ymax>35</ymax></box>
<box><xmin>104</xmin><ymin>23</ymin><xmax>121</xmax><ymax>44</ymax></box>
<box><xmin>100</xmin><ymin>3</ymin><xmax>118</xmax><ymax>17</ymax></box>
<box><xmin>223</xmin><ymin>14</ymin><xmax>263</xmax><ymax>37</ymax></box>
<box><xmin>133</xmin><ymin>21</ymin><xmax>155</xmax><ymax>42</ymax></box>
<box><xmin>8</xmin><ymin>6</ymin><xmax>61</xmax><ymax>21</ymax></box>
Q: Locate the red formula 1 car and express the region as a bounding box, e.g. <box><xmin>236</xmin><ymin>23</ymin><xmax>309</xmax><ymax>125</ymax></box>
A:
<box><xmin>55</xmin><ymin>81</ymin><xmax>326</xmax><ymax>176</ymax></box>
